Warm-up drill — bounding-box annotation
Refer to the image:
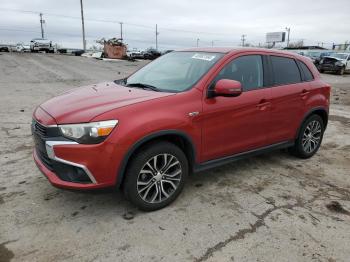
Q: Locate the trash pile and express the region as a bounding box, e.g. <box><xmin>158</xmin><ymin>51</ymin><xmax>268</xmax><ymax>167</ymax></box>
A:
<box><xmin>96</xmin><ymin>38</ymin><xmax>127</xmax><ymax>59</ymax></box>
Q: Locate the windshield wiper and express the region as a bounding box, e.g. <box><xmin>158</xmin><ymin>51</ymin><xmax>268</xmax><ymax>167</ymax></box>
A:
<box><xmin>126</xmin><ymin>83</ymin><xmax>160</xmax><ymax>92</ymax></box>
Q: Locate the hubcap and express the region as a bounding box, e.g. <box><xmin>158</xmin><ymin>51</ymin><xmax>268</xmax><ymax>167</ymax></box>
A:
<box><xmin>137</xmin><ymin>154</ymin><xmax>182</xmax><ymax>203</ymax></box>
<box><xmin>302</xmin><ymin>120</ymin><xmax>322</xmax><ymax>153</ymax></box>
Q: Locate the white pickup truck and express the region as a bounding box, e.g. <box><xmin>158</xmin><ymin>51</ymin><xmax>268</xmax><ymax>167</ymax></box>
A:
<box><xmin>30</xmin><ymin>38</ymin><xmax>54</xmax><ymax>53</ymax></box>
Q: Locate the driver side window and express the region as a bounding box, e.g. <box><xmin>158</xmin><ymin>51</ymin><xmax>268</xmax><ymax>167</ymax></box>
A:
<box><xmin>213</xmin><ymin>55</ymin><xmax>264</xmax><ymax>91</ymax></box>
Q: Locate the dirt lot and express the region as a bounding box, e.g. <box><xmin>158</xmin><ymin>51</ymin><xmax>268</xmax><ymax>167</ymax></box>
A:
<box><xmin>0</xmin><ymin>53</ymin><xmax>349</xmax><ymax>262</ymax></box>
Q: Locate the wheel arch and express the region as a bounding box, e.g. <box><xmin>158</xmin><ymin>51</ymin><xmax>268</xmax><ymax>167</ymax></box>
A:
<box><xmin>295</xmin><ymin>106</ymin><xmax>328</xmax><ymax>139</ymax></box>
<box><xmin>116</xmin><ymin>130</ymin><xmax>197</xmax><ymax>188</ymax></box>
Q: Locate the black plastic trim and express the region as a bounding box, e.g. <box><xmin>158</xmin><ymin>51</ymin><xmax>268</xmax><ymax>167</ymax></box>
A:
<box><xmin>193</xmin><ymin>141</ymin><xmax>294</xmax><ymax>173</ymax></box>
<box><xmin>296</xmin><ymin>60</ymin><xmax>315</xmax><ymax>82</ymax></box>
<box><xmin>262</xmin><ymin>55</ymin><xmax>274</xmax><ymax>87</ymax></box>
<box><xmin>116</xmin><ymin>130</ymin><xmax>197</xmax><ymax>187</ymax></box>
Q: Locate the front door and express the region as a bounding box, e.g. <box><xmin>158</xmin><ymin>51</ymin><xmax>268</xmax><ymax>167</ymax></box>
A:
<box><xmin>201</xmin><ymin>54</ymin><xmax>271</xmax><ymax>162</ymax></box>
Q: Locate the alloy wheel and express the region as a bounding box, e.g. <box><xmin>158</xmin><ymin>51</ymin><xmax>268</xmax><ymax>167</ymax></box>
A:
<box><xmin>137</xmin><ymin>154</ymin><xmax>182</xmax><ymax>203</ymax></box>
<box><xmin>302</xmin><ymin>120</ymin><xmax>322</xmax><ymax>154</ymax></box>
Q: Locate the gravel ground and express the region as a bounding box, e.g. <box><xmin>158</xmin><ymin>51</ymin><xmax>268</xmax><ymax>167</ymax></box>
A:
<box><xmin>0</xmin><ymin>52</ymin><xmax>349</xmax><ymax>262</ymax></box>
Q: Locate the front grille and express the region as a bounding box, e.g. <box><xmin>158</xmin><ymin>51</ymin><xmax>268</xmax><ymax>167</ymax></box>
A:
<box><xmin>34</xmin><ymin>121</ymin><xmax>48</xmax><ymax>137</ymax></box>
<box><xmin>322</xmin><ymin>58</ymin><xmax>335</xmax><ymax>65</ymax></box>
<box><xmin>32</xmin><ymin>119</ymin><xmax>59</xmax><ymax>171</ymax></box>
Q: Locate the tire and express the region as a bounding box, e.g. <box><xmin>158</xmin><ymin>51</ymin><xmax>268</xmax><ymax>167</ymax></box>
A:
<box><xmin>337</xmin><ymin>67</ymin><xmax>345</xmax><ymax>75</ymax></box>
<box><xmin>289</xmin><ymin>114</ymin><xmax>324</xmax><ymax>159</ymax></box>
<box><xmin>123</xmin><ymin>141</ymin><xmax>188</xmax><ymax>211</ymax></box>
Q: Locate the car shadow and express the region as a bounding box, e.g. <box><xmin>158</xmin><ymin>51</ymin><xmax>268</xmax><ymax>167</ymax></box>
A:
<box><xmin>39</xmin><ymin>149</ymin><xmax>298</xmax><ymax>217</ymax></box>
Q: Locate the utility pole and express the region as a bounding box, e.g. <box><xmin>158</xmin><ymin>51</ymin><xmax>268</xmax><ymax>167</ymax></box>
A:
<box><xmin>241</xmin><ymin>34</ymin><xmax>246</xmax><ymax>47</ymax></box>
<box><xmin>120</xmin><ymin>22</ymin><xmax>123</xmax><ymax>43</ymax></box>
<box><xmin>155</xmin><ymin>24</ymin><xmax>159</xmax><ymax>50</ymax></box>
<box><xmin>39</xmin><ymin>13</ymin><xmax>45</xmax><ymax>38</ymax></box>
<box><xmin>80</xmin><ymin>0</ymin><xmax>86</xmax><ymax>52</ymax></box>
<box><xmin>211</xmin><ymin>40</ymin><xmax>214</xmax><ymax>47</ymax></box>
<box><xmin>196</xmin><ymin>38</ymin><xmax>200</xmax><ymax>47</ymax></box>
<box><xmin>285</xmin><ymin>27</ymin><xmax>290</xmax><ymax>47</ymax></box>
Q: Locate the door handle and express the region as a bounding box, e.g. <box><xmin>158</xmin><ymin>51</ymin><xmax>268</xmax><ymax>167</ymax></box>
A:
<box><xmin>256</xmin><ymin>99</ymin><xmax>271</xmax><ymax>110</ymax></box>
<box><xmin>300</xmin><ymin>89</ymin><xmax>310</xmax><ymax>99</ymax></box>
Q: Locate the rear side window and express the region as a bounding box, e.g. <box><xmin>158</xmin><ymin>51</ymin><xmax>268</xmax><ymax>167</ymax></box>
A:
<box><xmin>270</xmin><ymin>56</ymin><xmax>301</xmax><ymax>85</ymax></box>
<box><xmin>298</xmin><ymin>61</ymin><xmax>314</xmax><ymax>81</ymax></box>
<box><xmin>214</xmin><ymin>55</ymin><xmax>263</xmax><ymax>91</ymax></box>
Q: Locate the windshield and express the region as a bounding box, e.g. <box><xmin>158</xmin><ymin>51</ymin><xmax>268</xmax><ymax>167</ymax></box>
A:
<box><xmin>126</xmin><ymin>51</ymin><xmax>224</xmax><ymax>92</ymax></box>
<box><xmin>331</xmin><ymin>53</ymin><xmax>348</xmax><ymax>60</ymax></box>
<box><xmin>307</xmin><ymin>52</ymin><xmax>321</xmax><ymax>58</ymax></box>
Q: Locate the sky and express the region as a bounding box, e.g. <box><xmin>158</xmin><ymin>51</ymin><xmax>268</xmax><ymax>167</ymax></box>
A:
<box><xmin>0</xmin><ymin>0</ymin><xmax>349</xmax><ymax>50</ymax></box>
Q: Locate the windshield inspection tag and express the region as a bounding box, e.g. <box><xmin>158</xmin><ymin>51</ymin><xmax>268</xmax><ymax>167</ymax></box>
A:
<box><xmin>192</xmin><ymin>53</ymin><xmax>216</xmax><ymax>61</ymax></box>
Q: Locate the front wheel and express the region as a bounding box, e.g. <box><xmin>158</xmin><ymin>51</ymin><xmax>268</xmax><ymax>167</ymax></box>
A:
<box><xmin>123</xmin><ymin>141</ymin><xmax>188</xmax><ymax>211</ymax></box>
<box><xmin>289</xmin><ymin>115</ymin><xmax>324</xmax><ymax>159</ymax></box>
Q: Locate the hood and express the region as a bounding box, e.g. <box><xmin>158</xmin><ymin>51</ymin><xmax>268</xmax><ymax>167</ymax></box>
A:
<box><xmin>40</xmin><ymin>81</ymin><xmax>174</xmax><ymax>124</ymax></box>
<box><xmin>323</xmin><ymin>56</ymin><xmax>345</xmax><ymax>62</ymax></box>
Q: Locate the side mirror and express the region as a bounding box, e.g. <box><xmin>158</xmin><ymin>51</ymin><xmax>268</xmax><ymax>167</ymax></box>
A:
<box><xmin>213</xmin><ymin>79</ymin><xmax>242</xmax><ymax>97</ymax></box>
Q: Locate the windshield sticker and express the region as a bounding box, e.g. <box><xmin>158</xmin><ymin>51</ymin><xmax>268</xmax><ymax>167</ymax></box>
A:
<box><xmin>192</xmin><ymin>53</ymin><xmax>216</xmax><ymax>61</ymax></box>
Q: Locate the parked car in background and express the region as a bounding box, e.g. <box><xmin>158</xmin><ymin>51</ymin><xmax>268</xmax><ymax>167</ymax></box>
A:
<box><xmin>30</xmin><ymin>38</ymin><xmax>54</xmax><ymax>53</ymax></box>
<box><xmin>71</xmin><ymin>49</ymin><xmax>85</xmax><ymax>56</ymax></box>
<box><xmin>0</xmin><ymin>45</ymin><xmax>9</xmax><ymax>52</ymax></box>
<box><xmin>304</xmin><ymin>50</ymin><xmax>336</xmax><ymax>66</ymax></box>
<box><xmin>318</xmin><ymin>53</ymin><xmax>350</xmax><ymax>75</ymax></box>
<box><xmin>127</xmin><ymin>49</ymin><xmax>144</xmax><ymax>59</ymax></box>
<box><xmin>32</xmin><ymin>47</ymin><xmax>330</xmax><ymax>211</ymax></box>
<box><xmin>143</xmin><ymin>48</ymin><xmax>161</xmax><ymax>60</ymax></box>
<box><xmin>16</xmin><ymin>43</ymin><xmax>31</xmax><ymax>52</ymax></box>
<box><xmin>162</xmin><ymin>50</ymin><xmax>174</xmax><ymax>55</ymax></box>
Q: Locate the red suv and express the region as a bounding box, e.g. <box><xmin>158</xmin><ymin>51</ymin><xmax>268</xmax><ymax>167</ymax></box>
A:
<box><xmin>32</xmin><ymin>48</ymin><xmax>330</xmax><ymax>210</ymax></box>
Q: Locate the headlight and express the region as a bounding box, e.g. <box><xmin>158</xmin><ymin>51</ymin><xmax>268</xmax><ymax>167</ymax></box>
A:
<box><xmin>59</xmin><ymin>120</ymin><xmax>118</xmax><ymax>144</ymax></box>
<box><xmin>335</xmin><ymin>61</ymin><xmax>343</xmax><ymax>66</ymax></box>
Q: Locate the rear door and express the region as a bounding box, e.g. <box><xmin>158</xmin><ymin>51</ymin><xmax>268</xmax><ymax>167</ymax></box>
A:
<box><xmin>267</xmin><ymin>55</ymin><xmax>305</xmax><ymax>144</ymax></box>
<box><xmin>201</xmin><ymin>54</ymin><xmax>271</xmax><ymax>162</ymax></box>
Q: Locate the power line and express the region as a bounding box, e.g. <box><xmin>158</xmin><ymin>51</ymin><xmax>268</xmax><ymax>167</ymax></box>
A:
<box><xmin>285</xmin><ymin>27</ymin><xmax>290</xmax><ymax>47</ymax></box>
<box><xmin>155</xmin><ymin>24</ymin><xmax>159</xmax><ymax>50</ymax></box>
<box><xmin>0</xmin><ymin>7</ymin><xmax>235</xmax><ymax>36</ymax></box>
<box><xmin>120</xmin><ymin>22</ymin><xmax>123</xmax><ymax>42</ymax></box>
<box><xmin>0</xmin><ymin>27</ymin><xmax>191</xmax><ymax>47</ymax></box>
<box><xmin>0</xmin><ymin>28</ymin><xmax>39</xmax><ymax>33</ymax></box>
<box><xmin>39</xmin><ymin>13</ymin><xmax>44</xmax><ymax>38</ymax></box>
<box><xmin>241</xmin><ymin>34</ymin><xmax>246</xmax><ymax>46</ymax></box>
<box><xmin>79</xmin><ymin>0</ymin><xmax>86</xmax><ymax>51</ymax></box>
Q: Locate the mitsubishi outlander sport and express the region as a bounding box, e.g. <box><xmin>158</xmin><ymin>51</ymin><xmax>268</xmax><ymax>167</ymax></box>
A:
<box><xmin>32</xmin><ymin>48</ymin><xmax>331</xmax><ymax>211</ymax></box>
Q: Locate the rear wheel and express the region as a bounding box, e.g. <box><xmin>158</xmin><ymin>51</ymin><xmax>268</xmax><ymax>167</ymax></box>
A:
<box><xmin>123</xmin><ymin>141</ymin><xmax>188</xmax><ymax>211</ymax></box>
<box><xmin>289</xmin><ymin>115</ymin><xmax>324</xmax><ymax>159</ymax></box>
<box><xmin>337</xmin><ymin>67</ymin><xmax>345</xmax><ymax>75</ymax></box>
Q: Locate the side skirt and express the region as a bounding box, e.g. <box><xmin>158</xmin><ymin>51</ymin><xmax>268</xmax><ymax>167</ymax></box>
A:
<box><xmin>193</xmin><ymin>141</ymin><xmax>294</xmax><ymax>173</ymax></box>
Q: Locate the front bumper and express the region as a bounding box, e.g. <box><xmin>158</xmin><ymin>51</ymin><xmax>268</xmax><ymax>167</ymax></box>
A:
<box><xmin>34</xmin><ymin>149</ymin><xmax>101</xmax><ymax>189</ymax></box>
<box><xmin>319</xmin><ymin>64</ymin><xmax>342</xmax><ymax>72</ymax></box>
<box><xmin>32</xmin><ymin>119</ymin><xmax>119</xmax><ymax>189</ymax></box>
